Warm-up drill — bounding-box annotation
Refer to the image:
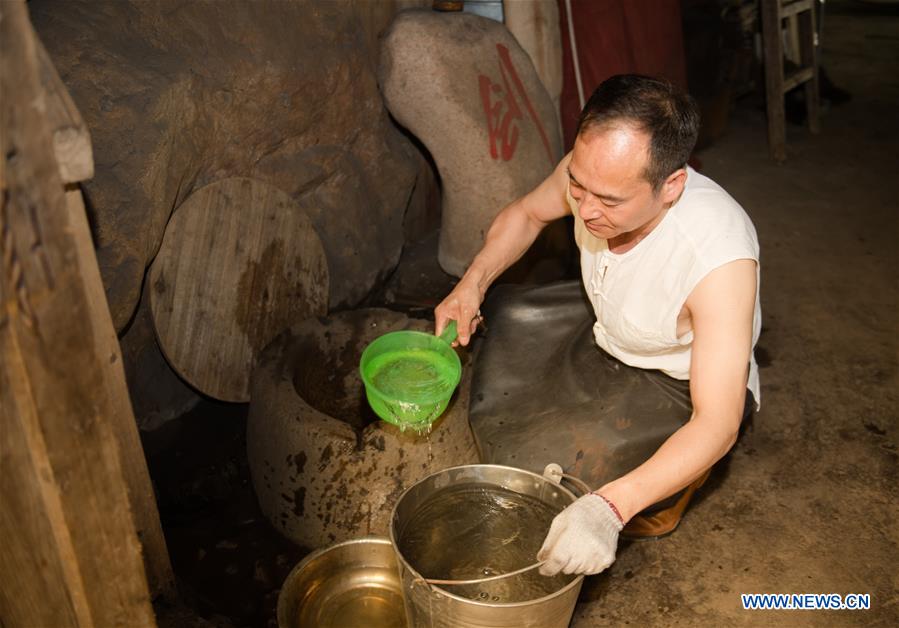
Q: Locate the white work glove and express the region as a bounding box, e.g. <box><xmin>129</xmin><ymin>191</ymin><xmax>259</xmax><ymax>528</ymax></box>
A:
<box><xmin>537</xmin><ymin>493</ymin><xmax>624</xmax><ymax>576</ymax></box>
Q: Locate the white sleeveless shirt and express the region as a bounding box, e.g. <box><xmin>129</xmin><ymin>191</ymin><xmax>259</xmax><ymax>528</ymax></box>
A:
<box><xmin>569</xmin><ymin>166</ymin><xmax>762</xmax><ymax>405</ymax></box>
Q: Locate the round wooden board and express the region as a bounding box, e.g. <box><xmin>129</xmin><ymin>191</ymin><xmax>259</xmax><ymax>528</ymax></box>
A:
<box><xmin>149</xmin><ymin>177</ymin><xmax>329</xmax><ymax>402</ymax></box>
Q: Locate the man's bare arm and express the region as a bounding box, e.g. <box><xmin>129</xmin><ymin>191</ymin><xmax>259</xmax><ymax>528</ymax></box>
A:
<box><xmin>435</xmin><ymin>153</ymin><xmax>573</xmax><ymax>344</ymax></box>
<box><xmin>596</xmin><ymin>258</ymin><xmax>757</xmax><ymax>520</ymax></box>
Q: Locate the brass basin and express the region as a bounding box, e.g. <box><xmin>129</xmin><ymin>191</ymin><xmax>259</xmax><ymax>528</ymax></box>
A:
<box><xmin>277</xmin><ymin>537</ymin><xmax>406</xmax><ymax>628</ymax></box>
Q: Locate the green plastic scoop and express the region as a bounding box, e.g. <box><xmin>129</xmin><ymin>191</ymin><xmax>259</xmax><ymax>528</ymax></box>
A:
<box><xmin>359</xmin><ymin>320</ymin><xmax>461</xmax><ymax>430</ymax></box>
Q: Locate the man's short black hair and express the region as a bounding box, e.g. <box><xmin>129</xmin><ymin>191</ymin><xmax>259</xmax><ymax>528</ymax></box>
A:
<box><xmin>576</xmin><ymin>74</ymin><xmax>700</xmax><ymax>191</ymax></box>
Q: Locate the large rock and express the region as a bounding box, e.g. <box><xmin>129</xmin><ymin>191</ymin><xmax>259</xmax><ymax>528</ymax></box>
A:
<box><xmin>380</xmin><ymin>10</ymin><xmax>563</xmax><ymax>277</ymax></box>
<box><xmin>255</xmin><ymin>147</ymin><xmax>404</xmax><ymax>308</ymax></box>
<box><xmin>247</xmin><ymin>309</ymin><xmax>480</xmax><ymax>549</ymax></box>
<box><xmin>30</xmin><ymin>0</ymin><xmax>420</xmax><ymax>330</ymax></box>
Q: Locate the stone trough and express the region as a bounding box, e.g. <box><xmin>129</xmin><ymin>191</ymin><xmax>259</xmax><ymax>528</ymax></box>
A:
<box><xmin>247</xmin><ymin>309</ymin><xmax>479</xmax><ymax>549</ymax></box>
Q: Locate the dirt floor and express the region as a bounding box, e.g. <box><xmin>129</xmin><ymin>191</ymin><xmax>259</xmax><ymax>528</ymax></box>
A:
<box><xmin>572</xmin><ymin>3</ymin><xmax>899</xmax><ymax>626</ymax></box>
<box><xmin>149</xmin><ymin>2</ymin><xmax>897</xmax><ymax>627</ymax></box>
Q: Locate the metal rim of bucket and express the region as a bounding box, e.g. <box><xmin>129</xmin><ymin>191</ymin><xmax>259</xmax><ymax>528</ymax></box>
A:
<box><xmin>276</xmin><ymin>535</ymin><xmax>397</xmax><ymax>626</ymax></box>
<box><xmin>388</xmin><ymin>463</ymin><xmax>585</xmax><ymax>608</ymax></box>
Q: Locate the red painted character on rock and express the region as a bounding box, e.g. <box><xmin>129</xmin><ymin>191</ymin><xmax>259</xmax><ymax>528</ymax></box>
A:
<box><xmin>479</xmin><ymin>43</ymin><xmax>553</xmax><ymax>165</ymax></box>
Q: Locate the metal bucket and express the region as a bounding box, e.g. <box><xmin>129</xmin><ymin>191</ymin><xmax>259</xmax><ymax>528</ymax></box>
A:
<box><xmin>277</xmin><ymin>536</ymin><xmax>407</xmax><ymax>628</ymax></box>
<box><xmin>389</xmin><ymin>464</ymin><xmax>583</xmax><ymax>628</ymax></box>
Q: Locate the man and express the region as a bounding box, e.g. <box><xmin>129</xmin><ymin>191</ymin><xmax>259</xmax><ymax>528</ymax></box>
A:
<box><xmin>434</xmin><ymin>75</ymin><xmax>760</xmax><ymax>577</ymax></box>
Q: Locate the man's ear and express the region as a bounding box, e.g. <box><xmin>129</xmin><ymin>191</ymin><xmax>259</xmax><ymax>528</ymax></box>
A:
<box><xmin>660</xmin><ymin>168</ymin><xmax>687</xmax><ymax>205</ymax></box>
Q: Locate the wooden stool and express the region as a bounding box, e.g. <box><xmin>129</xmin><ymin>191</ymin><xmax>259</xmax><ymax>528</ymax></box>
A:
<box><xmin>761</xmin><ymin>0</ymin><xmax>820</xmax><ymax>162</ymax></box>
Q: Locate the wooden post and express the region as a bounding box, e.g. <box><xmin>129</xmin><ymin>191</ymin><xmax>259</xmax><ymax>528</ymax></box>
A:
<box><xmin>0</xmin><ymin>1</ymin><xmax>165</xmax><ymax>624</ymax></box>
<box><xmin>761</xmin><ymin>0</ymin><xmax>820</xmax><ymax>162</ymax></box>
<box><xmin>797</xmin><ymin>2</ymin><xmax>821</xmax><ymax>134</ymax></box>
<box><xmin>36</xmin><ymin>45</ymin><xmax>175</xmax><ymax>599</ymax></box>
<box><xmin>761</xmin><ymin>0</ymin><xmax>787</xmax><ymax>162</ymax></box>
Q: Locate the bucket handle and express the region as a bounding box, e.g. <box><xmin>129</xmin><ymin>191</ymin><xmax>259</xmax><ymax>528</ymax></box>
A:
<box><xmin>542</xmin><ymin>462</ymin><xmax>594</xmax><ymax>496</ymax></box>
<box><xmin>421</xmin><ymin>560</ymin><xmax>547</xmax><ymax>587</ymax></box>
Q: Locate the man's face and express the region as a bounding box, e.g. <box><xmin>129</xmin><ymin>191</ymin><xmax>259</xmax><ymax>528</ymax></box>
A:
<box><xmin>568</xmin><ymin>124</ymin><xmax>683</xmax><ymax>243</ymax></box>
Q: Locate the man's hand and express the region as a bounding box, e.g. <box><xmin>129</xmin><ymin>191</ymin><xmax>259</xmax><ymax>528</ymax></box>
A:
<box><xmin>434</xmin><ymin>278</ymin><xmax>483</xmax><ymax>346</ymax></box>
<box><xmin>432</xmin><ymin>154</ymin><xmax>571</xmax><ymax>345</ymax></box>
<box><xmin>537</xmin><ymin>493</ymin><xmax>624</xmax><ymax>576</ymax></box>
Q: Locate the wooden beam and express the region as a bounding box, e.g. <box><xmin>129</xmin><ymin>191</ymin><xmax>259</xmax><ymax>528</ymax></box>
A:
<box><xmin>30</xmin><ymin>3</ymin><xmax>174</xmax><ymax>598</ymax></box>
<box><xmin>1</xmin><ymin>349</ymin><xmax>88</xmax><ymax>626</ymax></box>
<box><xmin>34</xmin><ymin>36</ymin><xmax>93</xmax><ymax>184</ymax></box>
<box><xmin>65</xmin><ymin>184</ymin><xmax>176</xmax><ymax>598</ymax></box>
<box><xmin>761</xmin><ymin>0</ymin><xmax>787</xmax><ymax>162</ymax></box>
<box><xmin>0</xmin><ymin>1</ymin><xmax>158</xmax><ymax>625</ymax></box>
<box><xmin>781</xmin><ymin>0</ymin><xmax>813</xmax><ymax>19</ymax></box>
<box><xmin>798</xmin><ymin>2</ymin><xmax>821</xmax><ymax>134</ymax></box>
<box><xmin>783</xmin><ymin>66</ymin><xmax>815</xmax><ymax>93</ymax></box>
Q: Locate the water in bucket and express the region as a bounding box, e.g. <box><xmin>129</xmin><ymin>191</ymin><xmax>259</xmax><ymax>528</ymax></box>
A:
<box><xmin>396</xmin><ymin>483</ymin><xmax>575</xmax><ymax>602</ymax></box>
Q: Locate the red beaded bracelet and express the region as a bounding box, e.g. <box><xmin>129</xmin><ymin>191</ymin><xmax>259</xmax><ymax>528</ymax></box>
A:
<box><xmin>592</xmin><ymin>492</ymin><xmax>624</xmax><ymax>525</ymax></box>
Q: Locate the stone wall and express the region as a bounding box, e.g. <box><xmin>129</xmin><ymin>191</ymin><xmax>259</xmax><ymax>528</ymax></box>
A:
<box><xmin>29</xmin><ymin>0</ymin><xmax>568</xmax><ymax>428</ymax></box>
<box><xmin>30</xmin><ymin>0</ymin><xmax>432</xmax><ymax>427</ymax></box>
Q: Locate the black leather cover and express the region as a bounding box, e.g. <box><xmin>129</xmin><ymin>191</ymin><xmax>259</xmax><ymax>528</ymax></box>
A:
<box><xmin>469</xmin><ymin>281</ymin><xmax>693</xmax><ymax>497</ymax></box>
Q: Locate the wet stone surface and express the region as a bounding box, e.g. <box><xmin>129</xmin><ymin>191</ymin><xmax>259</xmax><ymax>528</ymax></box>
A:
<box><xmin>247</xmin><ymin>308</ymin><xmax>480</xmax><ymax>550</ymax></box>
